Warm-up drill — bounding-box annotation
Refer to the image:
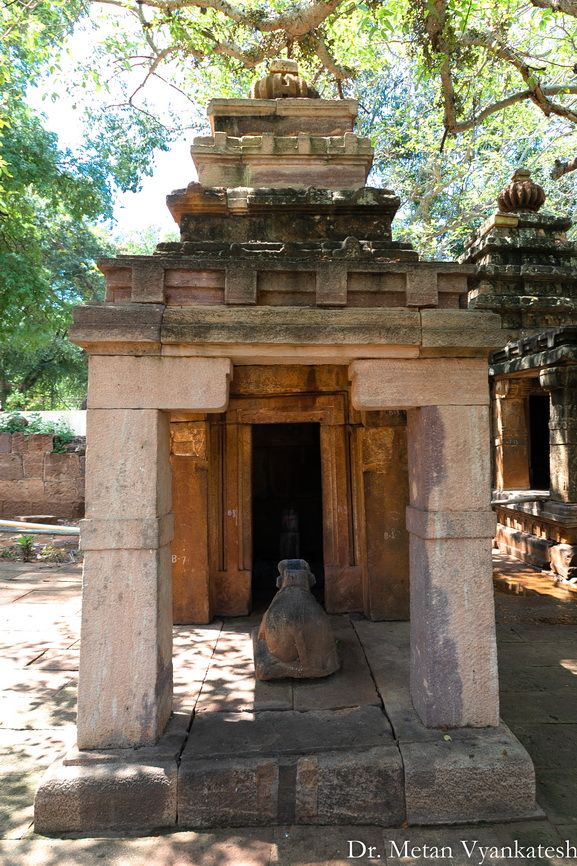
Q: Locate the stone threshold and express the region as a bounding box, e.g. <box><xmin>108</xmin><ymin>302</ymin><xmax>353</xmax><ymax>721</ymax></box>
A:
<box><xmin>33</xmin><ymin>619</ymin><xmax>541</xmax><ymax>835</ymax></box>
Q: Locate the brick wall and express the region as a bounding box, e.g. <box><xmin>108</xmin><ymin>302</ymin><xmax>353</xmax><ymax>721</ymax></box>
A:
<box><xmin>0</xmin><ymin>432</ymin><xmax>85</xmax><ymax>520</ymax></box>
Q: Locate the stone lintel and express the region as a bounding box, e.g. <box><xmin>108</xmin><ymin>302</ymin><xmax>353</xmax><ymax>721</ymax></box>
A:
<box><xmin>80</xmin><ymin>514</ymin><xmax>174</xmax><ymax>550</ymax></box>
<box><xmin>87</xmin><ymin>356</ymin><xmax>232</xmax><ymax>411</ymax></box>
<box><xmin>406</xmin><ymin>506</ymin><xmax>496</xmax><ymax>539</ymax></box>
<box><xmin>420</xmin><ymin>309</ymin><xmax>505</xmax><ymax>350</ymax></box>
<box><xmin>70</xmin><ymin>307</ymin><xmax>500</xmax><ymax>362</ymax></box>
<box><xmin>161</xmin><ymin>306</ymin><xmax>421</xmax><ymax>348</ymax></box>
<box><xmin>350</xmin><ymin>359</ymin><xmax>489</xmax><ymax>409</ymax></box>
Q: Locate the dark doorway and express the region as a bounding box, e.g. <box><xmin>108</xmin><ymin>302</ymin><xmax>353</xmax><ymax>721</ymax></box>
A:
<box><xmin>251</xmin><ymin>423</ymin><xmax>324</xmax><ymax>609</ymax></box>
<box><xmin>529</xmin><ymin>394</ymin><xmax>550</xmax><ymax>490</ymax></box>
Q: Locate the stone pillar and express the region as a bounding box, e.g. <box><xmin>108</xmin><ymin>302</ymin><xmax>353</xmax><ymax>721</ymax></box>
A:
<box><xmin>78</xmin><ymin>409</ymin><xmax>173</xmax><ymax>749</ymax></box>
<box><xmin>357</xmin><ymin>414</ymin><xmax>410</xmax><ymax>620</ymax></box>
<box><xmin>540</xmin><ymin>366</ymin><xmax>577</xmax><ymax>502</ymax></box>
<box><xmin>170</xmin><ymin>420</ymin><xmax>211</xmax><ymax>624</ymax></box>
<box><xmin>350</xmin><ymin>359</ymin><xmax>499</xmax><ymax>729</ymax></box>
<box><xmin>78</xmin><ymin>355</ymin><xmax>232</xmax><ymax>748</ymax></box>
<box><xmin>493</xmin><ymin>379</ymin><xmax>530</xmax><ymax>490</ymax></box>
<box><xmin>407</xmin><ymin>406</ymin><xmax>498</xmax><ymax>727</ymax></box>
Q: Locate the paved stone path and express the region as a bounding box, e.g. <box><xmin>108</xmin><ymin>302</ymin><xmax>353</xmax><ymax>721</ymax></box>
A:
<box><xmin>1</xmin><ymin>554</ymin><xmax>577</xmax><ymax>864</ymax></box>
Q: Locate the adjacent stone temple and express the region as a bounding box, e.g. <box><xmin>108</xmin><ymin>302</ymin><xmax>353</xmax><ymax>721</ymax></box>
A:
<box><xmin>462</xmin><ymin>170</ymin><xmax>577</xmax><ymax>579</ymax></box>
<box><xmin>34</xmin><ymin>61</ymin><xmax>540</xmax><ymax>833</ymax></box>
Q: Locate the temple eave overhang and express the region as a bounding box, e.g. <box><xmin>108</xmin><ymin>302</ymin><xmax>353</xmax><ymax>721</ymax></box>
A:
<box><xmin>69</xmin><ymin>303</ymin><xmax>506</xmax><ymax>361</ymax></box>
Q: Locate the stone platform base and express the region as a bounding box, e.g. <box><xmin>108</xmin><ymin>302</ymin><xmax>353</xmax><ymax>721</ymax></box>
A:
<box><xmin>495</xmin><ymin>523</ymin><xmax>552</xmax><ymax>570</ymax></box>
<box><xmin>34</xmin><ymin>619</ymin><xmax>541</xmax><ymax>834</ymax></box>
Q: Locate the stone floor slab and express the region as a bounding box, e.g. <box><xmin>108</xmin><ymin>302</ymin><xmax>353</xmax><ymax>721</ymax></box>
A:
<box><xmin>182</xmin><ymin>706</ymin><xmax>394</xmax><ymax>761</ymax></box>
<box><xmin>514</xmin><ymin>724</ymin><xmax>577</xmax><ymax>769</ymax></box>
<box><xmin>501</xmin><ymin>690</ymin><xmax>577</xmax><ymax>724</ymax></box>
<box><xmin>292</xmin><ymin>622</ymin><xmax>379</xmax><ymax>712</ymax></box>
<box><xmin>536</xmin><ymin>770</ymin><xmax>577</xmax><ymax>824</ymax></box>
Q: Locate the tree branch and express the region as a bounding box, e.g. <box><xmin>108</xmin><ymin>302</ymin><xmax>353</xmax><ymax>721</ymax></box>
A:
<box><xmin>530</xmin><ymin>0</ymin><xmax>577</xmax><ymax>15</ymax></box>
<box><xmin>310</xmin><ymin>35</ymin><xmax>350</xmax><ymax>80</ymax></box>
<box><xmin>93</xmin><ymin>0</ymin><xmax>349</xmax><ymax>37</ymax></box>
<box><xmin>437</xmin><ymin>27</ymin><xmax>577</xmax><ymax>135</ymax></box>
<box><xmin>443</xmin><ymin>83</ymin><xmax>577</xmax><ymax>133</ymax></box>
<box><xmin>552</xmin><ymin>155</ymin><xmax>577</xmax><ymax>177</ymax></box>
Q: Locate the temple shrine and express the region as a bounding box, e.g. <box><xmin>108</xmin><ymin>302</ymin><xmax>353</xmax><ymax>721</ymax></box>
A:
<box><xmin>34</xmin><ymin>60</ymin><xmax>540</xmax><ymax>833</ymax></box>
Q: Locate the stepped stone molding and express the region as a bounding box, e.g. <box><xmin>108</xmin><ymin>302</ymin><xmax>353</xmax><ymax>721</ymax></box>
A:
<box><xmin>191</xmin><ymin>131</ymin><xmax>373</xmax><ymax>189</ymax></box>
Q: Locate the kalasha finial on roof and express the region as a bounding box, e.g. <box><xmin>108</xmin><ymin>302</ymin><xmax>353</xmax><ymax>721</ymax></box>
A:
<box><xmin>250</xmin><ymin>58</ymin><xmax>320</xmax><ymax>100</ymax></box>
<box><xmin>497</xmin><ymin>168</ymin><xmax>546</xmax><ymax>213</ymax></box>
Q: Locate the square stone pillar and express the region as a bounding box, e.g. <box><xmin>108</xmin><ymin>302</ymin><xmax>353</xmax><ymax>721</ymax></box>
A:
<box><xmin>493</xmin><ymin>379</ymin><xmax>531</xmax><ymax>490</ymax></box>
<box><xmin>407</xmin><ymin>405</ymin><xmax>499</xmax><ymax>727</ymax></box>
<box><xmin>540</xmin><ymin>366</ymin><xmax>577</xmax><ymax>502</ymax></box>
<box><xmin>78</xmin><ymin>409</ymin><xmax>174</xmax><ymax>749</ymax></box>
<box><xmin>350</xmin><ymin>360</ymin><xmax>500</xmax><ymax>729</ymax></box>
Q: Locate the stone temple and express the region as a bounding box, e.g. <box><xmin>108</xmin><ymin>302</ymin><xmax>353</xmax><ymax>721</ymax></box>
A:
<box><xmin>34</xmin><ymin>60</ymin><xmax>543</xmax><ymax>832</ymax></box>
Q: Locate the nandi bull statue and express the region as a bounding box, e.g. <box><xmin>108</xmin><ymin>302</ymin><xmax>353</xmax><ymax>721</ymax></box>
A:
<box><xmin>253</xmin><ymin>559</ymin><xmax>340</xmax><ymax>680</ymax></box>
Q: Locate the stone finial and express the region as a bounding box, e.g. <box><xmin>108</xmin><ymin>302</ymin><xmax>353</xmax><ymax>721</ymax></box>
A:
<box><xmin>497</xmin><ymin>168</ymin><xmax>546</xmax><ymax>213</ymax></box>
<box><xmin>250</xmin><ymin>58</ymin><xmax>320</xmax><ymax>100</ymax></box>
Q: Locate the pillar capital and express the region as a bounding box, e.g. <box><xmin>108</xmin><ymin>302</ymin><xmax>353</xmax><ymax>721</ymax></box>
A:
<box><xmin>87</xmin><ymin>356</ymin><xmax>232</xmax><ymax>411</ymax></box>
<box><xmin>494</xmin><ymin>378</ymin><xmax>534</xmax><ymax>400</ymax></box>
<box><xmin>350</xmin><ymin>358</ymin><xmax>489</xmax><ymax>410</ymax></box>
<box><xmin>540</xmin><ymin>365</ymin><xmax>577</xmax><ymax>393</ymax></box>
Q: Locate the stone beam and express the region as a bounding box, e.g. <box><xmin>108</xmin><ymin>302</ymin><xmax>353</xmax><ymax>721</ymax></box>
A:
<box><xmin>349</xmin><ymin>358</ymin><xmax>489</xmax><ymax>409</ymax></box>
<box><xmin>87</xmin><ymin>356</ymin><xmax>232</xmax><ymax>411</ymax></box>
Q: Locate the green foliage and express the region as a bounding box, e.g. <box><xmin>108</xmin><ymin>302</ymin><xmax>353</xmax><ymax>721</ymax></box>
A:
<box><xmin>0</xmin><ymin>2</ymin><xmax>176</xmax><ymax>410</ymax></box>
<box><xmin>15</xmin><ymin>535</ymin><xmax>36</xmax><ymax>561</ymax></box>
<box><xmin>113</xmin><ymin>225</ymin><xmax>180</xmax><ymax>255</ymax></box>
<box><xmin>357</xmin><ymin>64</ymin><xmax>577</xmax><ymax>258</ymax></box>
<box><xmin>0</xmin><ymin>412</ymin><xmax>76</xmax><ymax>453</ymax></box>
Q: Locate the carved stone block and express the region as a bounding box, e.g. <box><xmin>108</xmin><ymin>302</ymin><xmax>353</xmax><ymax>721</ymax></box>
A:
<box><xmin>254</xmin><ymin>559</ymin><xmax>340</xmax><ymax>680</ymax></box>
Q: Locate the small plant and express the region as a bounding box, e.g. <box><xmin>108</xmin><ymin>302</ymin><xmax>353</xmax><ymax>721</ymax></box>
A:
<box><xmin>0</xmin><ymin>546</ymin><xmax>17</xmax><ymax>559</ymax></box>
<box><xmin>0</xmin><ymin>412</ymin><xmax>29</xmax><ymax>432</ymax></box>
<box><xmin>15</xmin><ymin>535</ymin><xmax>36</xmax><ymax>562</ymax></box>
<box><xmin>39</xmin><ymin>544</ymin><xmax>69</xmax><ymax>563</ymax></box>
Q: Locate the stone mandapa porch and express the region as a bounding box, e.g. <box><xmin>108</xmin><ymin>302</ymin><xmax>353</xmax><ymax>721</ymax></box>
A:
<box><xmin>34</xmin><ymin>614</ymin><xmax>538</xmax><ymax>833</ymax></box>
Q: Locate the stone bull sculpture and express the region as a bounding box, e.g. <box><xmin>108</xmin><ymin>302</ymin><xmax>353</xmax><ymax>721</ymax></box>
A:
<box><xmin>253</xmin><ymin>559</ymin><xmax>340</xmax><ymax>680</ymax></box>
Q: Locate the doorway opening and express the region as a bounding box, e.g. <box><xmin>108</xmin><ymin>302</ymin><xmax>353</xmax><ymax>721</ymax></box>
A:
<box><xmin>529</xmin><ymin>394</ymin><xmax>550</xmax><ymax>490</ymax></box>
<box><xmin>251</xmin><ymin>423</ymin><xmax>324</xmax><ymax>609</ymax></box>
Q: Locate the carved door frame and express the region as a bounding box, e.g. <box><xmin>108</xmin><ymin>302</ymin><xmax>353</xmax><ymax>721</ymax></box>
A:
<box><xmin>209</xmin><ymin>392</ymin><xmax>363</xmax><ymax>615</ymax></box>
